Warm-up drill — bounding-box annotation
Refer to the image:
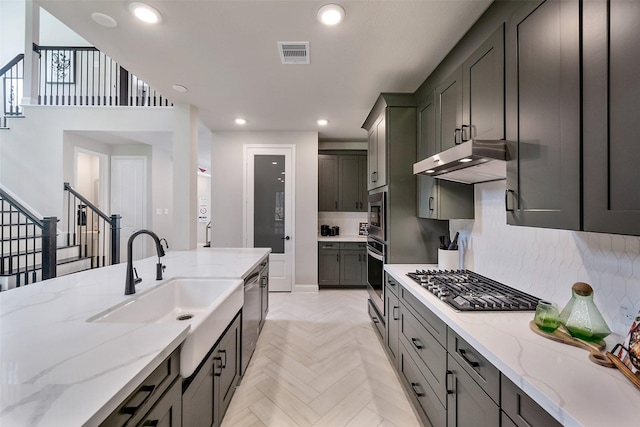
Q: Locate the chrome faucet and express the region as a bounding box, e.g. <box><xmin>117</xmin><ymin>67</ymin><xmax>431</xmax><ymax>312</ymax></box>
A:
<box><xmin>125</xmin><ymin>230</ymin><xmax>166</xmax><ymax>295</ymax></box>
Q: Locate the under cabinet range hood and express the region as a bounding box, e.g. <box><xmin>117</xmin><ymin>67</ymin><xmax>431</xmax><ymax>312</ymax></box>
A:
<box><xmin>413</xmin><ymin>139</ymin><xmax>507</xmax><ymax>184</ymax></box>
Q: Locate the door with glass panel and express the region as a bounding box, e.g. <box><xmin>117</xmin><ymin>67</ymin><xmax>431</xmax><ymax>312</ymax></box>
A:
<box><xmin>244</xmin><ymin>146</ymin><xmax>294</xmax><ymax>292</ymax></box>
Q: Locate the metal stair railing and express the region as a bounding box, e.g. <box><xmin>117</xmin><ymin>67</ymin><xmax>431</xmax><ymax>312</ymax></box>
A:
<box><xmin>1</xmin><ymin>53</ymin><xmax>25</xmax><ymax>127</ymax></box>
<box><xmin>0</xmin><ymin>187</ymin><xmax>57</xmax><ymax>288</ymax></box>
<box><xmin>63</xmin><ymin>183</ymin><xmax>120</xmax><ymax>268</ymax></box>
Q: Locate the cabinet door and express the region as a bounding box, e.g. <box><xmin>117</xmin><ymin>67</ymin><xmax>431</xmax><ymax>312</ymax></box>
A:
<box><xmin>358</xmin><ymin>155</ymin><xmax>367</xmax><ymax>211</ymax></box>
<box><xmin>368</xmin><ymin>114</ymin><xmax>387</xmax><ymax>190</ymax></box>
<box><xmin>501</xmin><ymin>375</ymin><xmax>561</xmax><ymax>427</ymax></box>
<box><xmin>583</xmin><ymin>0</ymin><xmax>640</xmax><ymax>235</ymax></box>
<box><xmin>339</xmin><ymin>155</ymin><xmax>362</xmax><ymax>212</ymax></box>
<box><xmin>339</xmin><ymin>250</ymin><xmax>363</xmax><ymax>286</ymax></box>
<box><xmin>367</xmin><ymin>124</ymin><xmax>378</xmax><ymax>191</ymax></box>
<box><xmin>505</xmin><ymin>0</ymin><xmax>580</xmax><ymax>230</ymax></box>
<box><xmin>137</xmin><ymin>378</ymin><xmax>182</xmax><ymax>427</ymax></box>
<box><xmin>318</xmin><ymin>154</ymin><xmax>338</xmax><ymax>211</ymax></box>
<box><xmin>385</xmin><ymin>283</ymin><xmax>400</xmax><ymax>366</ymax></box>
<box><xmin>436</xmin><ymin>67</ymin><xmax>463</xmax><ymax>152</ymax></box>
<box><xmin>446</xmin><ymin>356</ymin><xmax>500</xmax><ymax>427</ymax></box>
<box><xmin>215</xmin><ymin>315</ymin><xmax>240</xmax><ymax>426</ymax></box>
<box><xmin>259</xmin><ymin>271</ymin><xmax>269</xmax><ymax>331</ymax></box>
<box><xmin>318</xmin><ymin>246</ymin><xmax>340</xmax><ymax>285</ymax></box>
<box><xmin>418</xmin><ymin>94</ymin><xmax>440</xmax><ymax>219</ymax></box>
<box><xmin>462</xmin><ymin>24</ymin><xmax>505</xmax><ymax>141</ymax></box>
<box><xmin>182</xmin><ymin>355</ymin><xmax>214</xmax><ymax>427</ymax></box>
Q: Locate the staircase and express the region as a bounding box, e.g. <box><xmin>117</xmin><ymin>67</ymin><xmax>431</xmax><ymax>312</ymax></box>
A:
<box><xmin>0</xmin><ymin>186</ymin><xmax>120</xmax><ymax>292</ymax></box>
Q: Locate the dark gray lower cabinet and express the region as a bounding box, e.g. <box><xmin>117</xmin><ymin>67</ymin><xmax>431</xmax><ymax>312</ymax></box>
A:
<box><xmin>101</xmin><ymin>349</ymin><xmax>181</xmax><ymax>427</ymax></box>
<box><xmin>182</xmin><ymin>312</ymin><xmax>241</xmax><ymax>427</ymax></box>
<box><xmin>501</xmin><ymin>375</ymin><xmax>561</xmax><ymax>427</ymax></box>
<box><xmin>318</xmin><ymin>242</ymin><xmax>365</xmax><ymax>287</ymax></box>
<box><xmin>137</xmin><ymin>378</ymin><xmax>182</xmax><ymax>427</ymax></box>
<box><xmin>384</xmin><ymin>276</ymin><xmax>400</xmax><ymax>367</ymax></box>
<box><xmin>386</xmin><ymin>283</ymin><xmax>560</xmax><ymax>427</ymax></box>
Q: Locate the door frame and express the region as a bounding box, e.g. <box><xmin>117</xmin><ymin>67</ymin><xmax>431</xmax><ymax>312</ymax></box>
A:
<box><xmin>73</xmin><ymin>147</ymin><xmax>110</xmax><ymax>213</ymax></box>
<box><xmin>242</xmin><ymin>144</ymin><xmax>296</xmax><ymax>292</ymax></box>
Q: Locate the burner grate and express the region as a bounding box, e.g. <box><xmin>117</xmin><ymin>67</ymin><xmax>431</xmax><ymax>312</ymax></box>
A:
<box><xmin>406</xmin><ymin>270</ymin><xmax>540</xmax><ymax>312</ymax></box>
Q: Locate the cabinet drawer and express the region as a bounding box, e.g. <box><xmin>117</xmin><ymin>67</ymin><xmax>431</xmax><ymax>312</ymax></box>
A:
<box><xmin>501</xmin><ymin>375</ymin><xmax>561</xmax><ymax>427</ymax></box>
<box><xmin>339</xmin><ymin>242</ymin><xmax>366</xmax><ymax>250</ymax></box>
<box><xmin>399</xmin><ymin>341</ymin><xmax>446</xmax><ymax>427</ymax></box>
<box><xmin>447</xmin><ymin>328</ymin><xmax>499</xmax><ymax>404</ymax></box>
<box><xmin>101</xmin><ymin>349</ymin><xmax>180</xmax><ymax>427</ymax></box>
<box><xmin>318</xmin><ymin>242</ymin><xmax>339</xmax><ymax>250</ymax></box>
<box><xmin>400</xmin><ymin>286</ymin><xmax>447</xmax><ymax>347</ymax></box>
<box><xmin>368</xmin><ymin>299</ymin><xmax>384</xmax><ymax>339</ymax></box>
<box><xmin>400</xmin><ymin>301</ymin><xmax>447</xmax><ymax>406</ymax></box>
<box><xmin>385</xmin><ymin>274</ymin><xmax>399</xmax><ymax>297</ymax></box>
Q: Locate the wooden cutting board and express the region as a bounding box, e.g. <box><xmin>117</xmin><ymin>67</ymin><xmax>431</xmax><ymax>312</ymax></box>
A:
<box><xmin>529</xmin><ymin>321</ymin><xmax>614</xmax><ymax>368</ymax></box>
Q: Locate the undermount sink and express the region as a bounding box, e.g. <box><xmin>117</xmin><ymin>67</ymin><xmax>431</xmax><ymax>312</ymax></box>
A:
<box><xmin>88</xmin><ymin>277</ymin><xmax>244</xmax><ymax>377</ymax></box>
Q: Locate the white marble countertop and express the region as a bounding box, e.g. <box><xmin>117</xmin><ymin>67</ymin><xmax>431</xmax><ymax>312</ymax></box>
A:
<box><xmin>385</xmin><ymin>264</ymin><xmax>639</xmax><ymax>427</ymax></box>
<box><xmin>318</xmin><ymin>234</ymin><xmax>367</xmax><ymax>242</ymax></box>
<box><xmin>0</xmin><ymin>247</ymin><xmax>270</xmax><ymax>427</ymax></box>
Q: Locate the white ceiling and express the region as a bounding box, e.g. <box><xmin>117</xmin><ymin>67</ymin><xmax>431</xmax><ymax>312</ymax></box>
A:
<box><xmin>36</xmin><ymin>0</ymin><xmax>492</xmax><ymax>144</ymax></box>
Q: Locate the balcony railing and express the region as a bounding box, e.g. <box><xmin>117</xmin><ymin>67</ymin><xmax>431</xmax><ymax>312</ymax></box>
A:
<box><xmin>36</xmin><ymin>45</ymin><xmax>172</xmax><ymax>107</ymax></box>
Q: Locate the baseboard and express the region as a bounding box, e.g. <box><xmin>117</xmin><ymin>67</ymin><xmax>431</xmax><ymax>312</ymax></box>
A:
<box><xmin>292</xmin><ymin>283</ymin><xmax>318</xmax><ymax>293</ymax></box>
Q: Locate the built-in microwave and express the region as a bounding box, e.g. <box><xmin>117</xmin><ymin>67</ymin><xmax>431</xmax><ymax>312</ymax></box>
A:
<box><xmin>368</xmin><ymin>191</ymin><xmax>385</xmax><ymax>243</ymax></box>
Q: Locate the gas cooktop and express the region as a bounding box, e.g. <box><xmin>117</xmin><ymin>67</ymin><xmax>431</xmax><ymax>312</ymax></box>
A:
<box><xmin>406</xmin><ymin>270</ymin><xmax>540</xmax><ymax>312</ymax></box>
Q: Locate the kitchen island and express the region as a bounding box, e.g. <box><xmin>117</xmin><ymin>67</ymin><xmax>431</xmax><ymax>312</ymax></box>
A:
<box><xmin>385</xmin><ymin>264</ymin><xmax>639</xmax><ymax>427</ymax></box>
<box><xmin>0</xmin><ymin>248</ymin><xmax>270</xmax><ymax>427</ymax></box>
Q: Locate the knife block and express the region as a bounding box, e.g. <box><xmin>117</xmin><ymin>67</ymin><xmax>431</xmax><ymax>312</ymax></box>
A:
<box><xmin>438</xmin><ymin>249</ymin><xmax>459</xmax><ymax>270</ymax></box>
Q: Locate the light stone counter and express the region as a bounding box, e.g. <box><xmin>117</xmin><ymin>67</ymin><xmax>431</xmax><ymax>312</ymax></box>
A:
<box><xmin>385</xmin><ymin>264</ymin><xmax>638</xmax><ymax>427</ymax></box>
<box><xmin>318</xmin><ymin>234</ymin><xmax>367</xmax><ymax>242</ymax></box>
<box><xmin>0</xmin><ymin>247</ymin><xmax>270</xmax><ymax>427</ymax></box>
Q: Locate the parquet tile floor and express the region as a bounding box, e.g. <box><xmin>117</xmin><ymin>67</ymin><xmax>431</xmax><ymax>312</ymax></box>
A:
<box><xmin>221</xmin><ymin>290</ymin><xmax>422</xmax><ymax>427</ymax></box>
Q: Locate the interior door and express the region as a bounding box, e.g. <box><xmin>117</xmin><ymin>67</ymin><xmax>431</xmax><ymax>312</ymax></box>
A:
<box><xmin>111</xmin><ymin>156</ymin><xmax>147</xmax><ymax>261</ymax></box>
<box><xmin>244</xmin><ymin>146</ymin><xmax>294</xmax><ymax>292</ymax></box>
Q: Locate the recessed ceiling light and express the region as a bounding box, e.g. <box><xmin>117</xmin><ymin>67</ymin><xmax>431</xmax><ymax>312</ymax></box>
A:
<box><xmin>91</xmin><ymin>12</ymin><xmax>118</xmax><ymax>28</ymax></box>
<box><xmin>235</xmin><ymin>118</ymin><xmax>247</xmax><ymax>125</ymax></box>
<box><xmin>172</xmin><ymin>84</ymin><xmax>188</xmax><ymax>93</ymax></box>
<box><xmin>317</xmin><ymin>4</ymin><xmax>345</xmax><ymax>26</ymax></box>
<box><xmin>129</xmin><ymin>2</ymin><xmax>162</xmax><ymax>24</ymax></box>
<box><xmin>317</xmin><ymin>119</ymin><xmax>329</xmax><ymax>126</ymax></box>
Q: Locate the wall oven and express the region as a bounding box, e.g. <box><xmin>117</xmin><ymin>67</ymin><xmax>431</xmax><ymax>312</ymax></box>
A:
<box><xmin>368</xmin><ymin>192</ymin><xmax>385</xmax><ymax>243</ymax></box>
<box><xmin>366</xmin><ymin>237</ymin><xmax>385</xmax><ymax>315</ymax></box>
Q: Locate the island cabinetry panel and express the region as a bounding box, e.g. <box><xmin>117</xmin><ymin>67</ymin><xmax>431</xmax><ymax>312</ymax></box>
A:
<box><xmin>318</xmin><ymin>152</ymin><xmax>367</xmax><ymax>212</ymax></box>
<box><xmin>137</xmin><ymin>377</ymin><xmax>182</xmax><ymax>427</ymax></box>
<box><xmin>182</xmin><ymin>312</ymin><xmax>241</xmax><ymax>427</ymax></box>
<box><xmin>583</xmin><ymin>0</ymin><xmax>640</xmax><ymax>235</ymax></box>
<box><xmin>505</xmin><ymin>0</ymin><xmax>581</xmax><ymax>230</ymax></box>
<box><xmin>100</xmin><ymin>349</ymin><xmax>180</xmax><ymax>427</ymax></box>
<box><xmin>501</xmin><ymin>375</ymin><xmax>562</xmax><ymax>427</ymax></box>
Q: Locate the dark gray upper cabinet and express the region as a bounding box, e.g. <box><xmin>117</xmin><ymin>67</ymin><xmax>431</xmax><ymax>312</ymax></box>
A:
<box><xmin>435</xmin><ymin>67</ymin><xmax>463</xmax><ymax>151</ymax></box>
<box><xmin>338</xmin><ymin>154</ymin><xmax>367</xmax><ymax>212</ymax></box>
<box><xmin>318</xmin><ymin>152</ymin><xmax>366</xmax><ymax>212</ymax></box>
<box><xmin>583</xmin><ymin>0</ymin><xmax>640</xmax><ymax>236</ymax></box>
<box><xmin>367</xmin><ymin>114</ymin><xmax>387</xmax><ymax>190</ymax></box>
<box><xmin>462</xmin><ymin>25</ymin><xmax>504</xmax><ymax>142</ymax></box>
<box><xmin>318</xmin><ymin>154</ymin><xmax>339</xmax><ymax>211</ymax></box>
<box><xmin>505</xmin><ymin>0</ymin><xmax>581</xmax><ymax>230</ymax></box>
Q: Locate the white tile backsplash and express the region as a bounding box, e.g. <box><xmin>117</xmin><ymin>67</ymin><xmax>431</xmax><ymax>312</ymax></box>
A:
<box><xmin>318</xmin><ymin>212</ymin><xmax>368</xmax><ymax>237</ymax></box>
<box><xmin>451</xmin><ymin>180</ymin><xmax>640</xmax><ymax>336</ymax></box>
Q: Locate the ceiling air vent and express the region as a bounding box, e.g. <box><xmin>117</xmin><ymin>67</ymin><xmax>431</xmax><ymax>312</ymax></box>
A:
<box><xmin>278</xmin><ymin>42</ymin><xmax>310</xmax><ymax>64</ymax></box>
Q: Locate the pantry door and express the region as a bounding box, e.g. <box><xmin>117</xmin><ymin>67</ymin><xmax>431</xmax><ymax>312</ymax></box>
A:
<box><xmin>244</xmin><ymin>145</ymin><xmax>295</xmax><ymax>292</ymax></box>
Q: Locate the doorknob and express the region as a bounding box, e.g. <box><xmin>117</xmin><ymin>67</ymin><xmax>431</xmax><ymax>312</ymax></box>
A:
<box><xmin>281</xmin><ymin>236</ymin><xmax>290</xmax><ymax>240</ymax></box>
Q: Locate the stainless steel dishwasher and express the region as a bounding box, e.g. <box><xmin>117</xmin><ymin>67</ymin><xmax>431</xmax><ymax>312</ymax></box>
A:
<box><xmin>241</xmin><ymin>260</ymin><xmax>268</xmax><ymax>375</ymax></box>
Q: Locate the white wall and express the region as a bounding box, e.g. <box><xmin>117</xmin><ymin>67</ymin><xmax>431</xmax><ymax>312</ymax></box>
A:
<box><xmin>211</xmin><ymin>131</ymin><xmax>318</xmax><ymax>288</ymax></box>
<box><xmin>0</xmin><ymin>105</ymin><xmax>174</xmax><ymax>220</ymax></box>
<box><xmin>450</xmin><ymin>180</ymin><xmax>640</xmax><ymax>336</ymax></box>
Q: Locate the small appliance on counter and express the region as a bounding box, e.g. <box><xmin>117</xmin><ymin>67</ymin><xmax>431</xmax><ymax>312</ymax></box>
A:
<box><xmin>320</xmin><ymin>224</ymin><xmax>340</xmax><ymax>236</ymax></box>
<box><xmin>320</xmin><ymin>224</ymin><xmax>330</xmax><ymax>236</ymax></box>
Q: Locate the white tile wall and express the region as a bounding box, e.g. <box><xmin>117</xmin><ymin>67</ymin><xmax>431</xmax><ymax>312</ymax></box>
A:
<box><xmin>318</xmin><ymin>212</ymin><xmax>368</xmax><ymax>237</ymax></box>
<box><xmin>451</xmin><ymin>180</ymin><xmax>640</xmax><ymax>336</ymax></box>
